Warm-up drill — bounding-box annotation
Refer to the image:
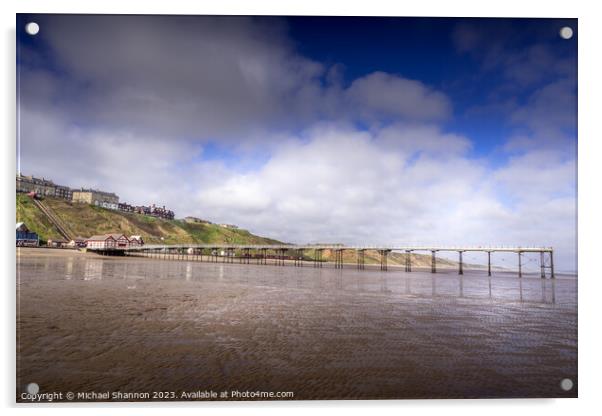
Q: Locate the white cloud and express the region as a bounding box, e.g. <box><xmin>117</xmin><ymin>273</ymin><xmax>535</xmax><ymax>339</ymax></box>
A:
<box><xmin>346</xmin><ymin>72</ymin><xmax>452</xmax><ymax>121</ymax></box>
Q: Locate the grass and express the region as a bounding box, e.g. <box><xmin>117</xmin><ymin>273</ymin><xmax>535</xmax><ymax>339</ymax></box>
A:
<box><xmin>15</xmin><ymin>194</ymin><xmax>283</xmax><ymax>246</ymax></box>
<box><xmin>16</xmin><ymin>194</ymin><xmax>63</xmax><ymax>243</ymax></box>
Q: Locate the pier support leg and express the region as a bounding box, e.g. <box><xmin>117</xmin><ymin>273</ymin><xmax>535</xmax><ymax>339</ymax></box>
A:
<box><xmin>540</xmin><ymin>251</ymin><xmax>545</xmax><ymax>278</ymax></box>
<box><xmin>318</xmin><ymin>249</ymin><xmax>323</xmax><ymax>268</ymax></box>
<box><xmin>405</xmin><ymin>250</ymin><xmax>411</xmax><ymax>272</ymax></box>
<box><xmin>550</xmin><ymin>250</ymin><xmax>555</xmax><ymax>279</ymax></box>
<box><xmin>380</xmin><ymin>250</ymin><xmax>388</xmax><ymax>271</ymax></box>
<box><xmin>335</xmin><ymin>249</ymin><xmax>343</xmax><ymax>269</ymax></box>
<box><xmin>431</xmin><ymin>250</ymin><xmax>436</xmax><ymax>273</ymax></box>
<box><xmin>488</xmin><ymin>251</ymin><xmax>492</xmax><ymax>276</ymax></box>
<box><xmin>458</xmin><ymin>251</ymin><xmax>463</xmax><ymax>275</ymax></box>
<box><xmin>518</xmin><ymin>251</ymin><xmax>522</xmax><ymax>278</ymax></box>
<box><xmin>357</xmin><ymin>250</ymin><xmax>365</xmax><ymax>270</ymax></box>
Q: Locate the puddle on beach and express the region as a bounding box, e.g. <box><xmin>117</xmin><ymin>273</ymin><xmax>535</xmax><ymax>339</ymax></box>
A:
<box><xmin>17</xmin><ymin>253</ymin><xmax>577</xmax><ymax>400</ymax></box>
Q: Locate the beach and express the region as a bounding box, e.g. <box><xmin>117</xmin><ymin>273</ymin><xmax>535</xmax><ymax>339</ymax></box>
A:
<box><xmin>17</xmin><ymin>248</ymin><xmax>577</xmax><ymax>401</ymax></box>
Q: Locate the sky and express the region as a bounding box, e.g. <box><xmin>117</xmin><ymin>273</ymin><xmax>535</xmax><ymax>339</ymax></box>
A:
<box><xmin>16</xmin><ymin>15</ymin><xmax>577</xmax><ymax>271</ymax></box>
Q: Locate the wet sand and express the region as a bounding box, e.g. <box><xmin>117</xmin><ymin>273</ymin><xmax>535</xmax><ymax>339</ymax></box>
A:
<box><xmin>17</xmin><ymin>251</ymin><xmax>577</xmax><ymax>401</ymax></box>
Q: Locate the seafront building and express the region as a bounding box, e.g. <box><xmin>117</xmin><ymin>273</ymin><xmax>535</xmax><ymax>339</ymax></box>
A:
<box><xmin>129</xmin><ymin>235</ymin><xmax>144</xmax><ymax>246</ymax></box>
<box><xmin>68</xmin><ymin>237</ymin><xmax>88</xmax><ymax>248</ymax></box>
<box><xmin>16</xmin><ymin>174</ymin><xmax>72</xmax><ymax>200</ymax></box>
<box><xmin>86</xmin><ymin>234</ymin><xmax>131</xmax><ymax>249</ymax></box>
<box><xmin>16</xmin><ymin>222</ymin><xmax>39</xmax><ymax>247</ymax></box>
<box><xmin>72</xmin><ymin>188</ymin><xmax>120</xmax><ymax>209</ymax></box>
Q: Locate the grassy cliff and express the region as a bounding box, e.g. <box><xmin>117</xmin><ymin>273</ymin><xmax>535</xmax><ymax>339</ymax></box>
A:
<box><xmin>16</xmin><ymin>194</ymin><xmax>281</xmax><ymax>245</ymax></box>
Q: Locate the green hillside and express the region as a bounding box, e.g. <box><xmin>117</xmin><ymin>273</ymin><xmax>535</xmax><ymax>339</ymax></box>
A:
<box><xmin>16</xmin><ymin>194</ymin><xmax>281</xmax><ymax>246</ymax></box>
<box><xmin>16</xmin><ymin>194</ymin><xmax>64</xmax><ymax>242</ymax></box>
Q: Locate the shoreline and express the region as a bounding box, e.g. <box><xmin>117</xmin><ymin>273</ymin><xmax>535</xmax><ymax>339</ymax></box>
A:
<box><xmin>17</xmin><ymin>247</ymin><xmax>96</xmax><ymax>258</ymax></box>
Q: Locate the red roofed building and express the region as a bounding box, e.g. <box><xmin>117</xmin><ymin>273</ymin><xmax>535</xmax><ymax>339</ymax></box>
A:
<box><xmin>86</xmin><ymin>234</ymin><xmax>116</xmax><ymax>249</ymax></box>
<box><xmin>129</xmin><ymin>235</ymin><xmax>144</xmax><ymax>246</ymax></box>
<box><xmin>86</xmin><ymin>234</ymin><xmax>130</xmax><ymax>249</ymax></box>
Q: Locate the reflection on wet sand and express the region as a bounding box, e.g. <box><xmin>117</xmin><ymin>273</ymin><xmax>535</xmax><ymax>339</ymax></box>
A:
<box><xmin>17</xmin><ymin>254</ymin><xmax>577</xmax><ymax>401</ymax></box>
<box><xmin>42</xmin><ymin>256</ymin><xmax>568</xmax><ymax>306</ymax></box>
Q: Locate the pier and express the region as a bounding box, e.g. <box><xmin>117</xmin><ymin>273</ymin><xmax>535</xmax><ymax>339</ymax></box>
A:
<box><xmin>90</xmin><ymin>244</ymin><xmax>556</xmax><ymax>278</ymax></box>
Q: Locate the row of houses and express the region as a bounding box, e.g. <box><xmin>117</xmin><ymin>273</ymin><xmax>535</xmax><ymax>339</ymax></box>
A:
<box><xmin>118</xmin><ymin>203</ymin><xmax>174</xmax><ymax>219</ymax></box>
<box><xmin>17</xmin><ymin>173</ymin><xmax>175</xmax><ymax>220</ymax></box>
<box><xmin>16</xmin><ymin>175</ymin><xmax>72</xmax><ymax>199</ymax></box>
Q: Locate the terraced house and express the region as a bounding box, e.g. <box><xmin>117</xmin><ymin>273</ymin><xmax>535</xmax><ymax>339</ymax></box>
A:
<box><xmin>16</xmin><ymin>174</ymin><xmax>72</xmax><ymax>200</ymax></box>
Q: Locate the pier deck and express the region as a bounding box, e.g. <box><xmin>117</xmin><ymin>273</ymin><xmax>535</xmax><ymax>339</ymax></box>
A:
<box><xmin>89</xmin><ymin>244</ymin><xmax>555</xmax><ymax>278</ymax></box>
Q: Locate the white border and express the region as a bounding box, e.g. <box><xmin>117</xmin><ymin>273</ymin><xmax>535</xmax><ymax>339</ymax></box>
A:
<box><xmin>2</xmin><ymin>1</ymin><xmax>601</xmax><ymax>415</ymax></box>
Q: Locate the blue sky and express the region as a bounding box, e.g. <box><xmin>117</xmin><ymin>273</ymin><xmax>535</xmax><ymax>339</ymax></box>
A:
<box><xmin>17</xmin><ymin>15</ymin><xmax>577</xmax><ymax>270</ymax></box>
<box><xmin>288</xmin><ymin>17</ymin><xmax>577</xmax><ymax>155</ymax></box>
